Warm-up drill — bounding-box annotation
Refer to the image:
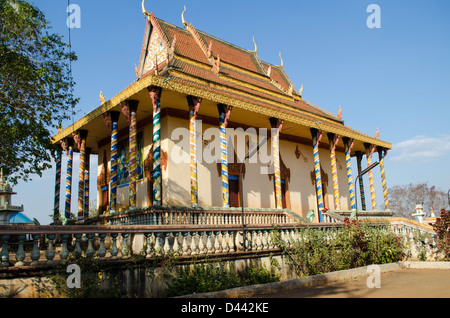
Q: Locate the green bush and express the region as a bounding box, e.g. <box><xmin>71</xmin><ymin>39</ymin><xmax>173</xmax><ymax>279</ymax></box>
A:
<box><xmin>166</xmin><ymin>259</ymin><xmax>280</xmax><ymax>297</ymax></box>
<box><xmin>273</xmin><ymin>219</ymin><xmax>405</xmax><ymax>277</ymax></box>
<box><xmin>433</xmin><ymin>209</ymin><xmax>450</xmax><ymax>260</ymax></box>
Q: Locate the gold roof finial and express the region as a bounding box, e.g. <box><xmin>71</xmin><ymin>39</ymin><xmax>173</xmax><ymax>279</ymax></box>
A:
<box><xmin>279</xmin><ymin>52</ymin><xmax>283</xmax><ymax>68</ymax></box>
<box><xmin>99</xmin><ymin>91</ymin><xmax>105</xmax><ymax>104</ymax></box>
<box><xmin>299</xmin><ymin>84</ymin><xmax>303</xmax><ymax>97</ymax></box>
<box><xmin>142</xmin><ymin>0</ymin><xmax>151</xmax><ymax>18</ymax></box>
<box><xmin>253</xmin><ymin>36</ymin><xmax>257</xmax><ymax>54</ymax></box>
<box><xmin>182</xmin><ymin>6</ymin><xmax>188</xmax><ymax>27</ymax></box>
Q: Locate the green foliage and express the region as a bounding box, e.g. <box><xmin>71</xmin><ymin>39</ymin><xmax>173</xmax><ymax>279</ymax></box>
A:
<box><xmin>273</xmin><ymin>219</ymin><xmax>405</xmax><ymax>277</ymax></box>
<box><xmin>433</xmin><ymin>209</ymin><xmax>450</xmax><ymax>260</ymax></box>
<box><xmin>49</xmin><ymin>255</ymin><xmax>127</xmax><ymax>298</ymax></box>
<box><xmin>0</xmin><ymin>0</ymin><xmax>78</xmax><ymax>184</ymax></box>
<box><xmin>166</xmin><ymin>258</ymin><xmax>280</xmax><ymax>297</ymax></box>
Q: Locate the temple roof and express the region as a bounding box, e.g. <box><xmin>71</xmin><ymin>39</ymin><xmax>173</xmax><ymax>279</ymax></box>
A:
<box><xmin>52</xmin><ymin>9</ymin><xmax>391</xmax><ymax>154</ymax></box>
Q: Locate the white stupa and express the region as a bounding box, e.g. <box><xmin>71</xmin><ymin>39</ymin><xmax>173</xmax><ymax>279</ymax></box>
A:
<box><xmin>0</xmin><ymin>169</ymin><xmax>33</xmax><ymax>225</ymax></box>
<box><xmin>412</xmin><ymin>203</ymin><xmax>425</xmax><ymax>223</ymax></box>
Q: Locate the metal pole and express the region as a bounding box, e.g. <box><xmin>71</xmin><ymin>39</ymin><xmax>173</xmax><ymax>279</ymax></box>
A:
<box><xmin>354</xmin><ymin>161</ymin><xmax>380</xmax><ymax>216</ymax></box>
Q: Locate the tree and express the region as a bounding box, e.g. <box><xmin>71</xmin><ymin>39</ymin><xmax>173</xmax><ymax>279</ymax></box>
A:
<box><xmin>388</xmin><ymin>183</ymin><xmax>448</xmax><ymax>219</ymax></box>
<box><xmin>0</xmin><ymin>0</ymin><xmax>78</xmax><ymax>184</ymax></box>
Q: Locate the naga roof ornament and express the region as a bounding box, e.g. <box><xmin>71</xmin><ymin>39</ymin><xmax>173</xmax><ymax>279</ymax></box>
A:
<box><xmin>182</xmin><ymin>6</ymin><xmax>188</xmax><ymax>27</ymax></box>
<box><xmin>142</xmin><ymin>0</ymin><xmax>151</xmax><ymax>18</ymax></box>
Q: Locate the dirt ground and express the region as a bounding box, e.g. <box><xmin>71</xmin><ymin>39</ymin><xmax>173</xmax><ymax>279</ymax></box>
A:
<box><xmin>257</xmin><ymin>269</ymin><xmax>450</xmax><ymax>298</ymax></box>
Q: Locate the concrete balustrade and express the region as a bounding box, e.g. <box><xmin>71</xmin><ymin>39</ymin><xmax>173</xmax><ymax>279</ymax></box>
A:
<box><xmin>0</xmin><ymin>216</ymin><xmax>440</xmax><ymax>269</ymax></box>
<box><xmin>82</xmin><ymin>207</ymin><xmax>297</xmax><ymax>226</ymax></box>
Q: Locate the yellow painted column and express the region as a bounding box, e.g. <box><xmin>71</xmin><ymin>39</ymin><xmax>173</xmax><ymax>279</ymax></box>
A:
<box><xmin>378</xmin><ymin>147</ymin><xmax>389</xmax><ymax>210</ymax></box>
<box><xmin>270</xmin><ymin>118</ymin><xmax>283</xmax><ymax>209</ymax></box>
<box><xmin>127</xmin><ymin>100</ymin><xmax>139</xmax><ymax>209</ymax></box>
<box><xmin>187</xmin><ymin>95</ymin><xmax>202</xmax><ymax>207</ymax></box>
<box><xmin>328</xmin><ymin>133</ymin><xmax>340</xmax><ymax>210</ymax></box>
<box><xmin>77</xmin><ymin>130</ymin><xmax>88</xmax><ymax>220</ymax></box>
<box><xmin>342</xmin><ymin>137</ymin><xmax>356</xmax><ymax>210</ymax></box>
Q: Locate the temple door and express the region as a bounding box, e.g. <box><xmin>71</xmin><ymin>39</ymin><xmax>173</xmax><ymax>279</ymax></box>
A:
<box><xmin>281</xmin><ymin>179</ymin><xmax>287</xmax><ymax>209</ymax></box>
<box><xmin>229</xmin><ymin>175</ymin><xmax>240</xmax><ymax>207</ymax></box>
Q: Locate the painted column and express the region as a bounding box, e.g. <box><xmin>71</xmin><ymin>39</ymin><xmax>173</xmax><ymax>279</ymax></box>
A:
<box><xmin>378</xmin><ymin>147</ymin><xmax>389</xmax><ymax>210</ymax></box>
<box><xmin>327</xmin><ymin>133</ymin><xmax>340</xmax><ymax>210</ymax></box>
<box><xmin>355</xmin><ymin>151</ymin><xmax>366</xmax><ymax>211</ymax></box>
<box><xmin>187</xmin><ymin>95</ymin><xmax>202</xmax><ymax>207</ymax></box>
<box><xmin>218</xmin><ymin>104</ymin><xmax>232</xmax><ymax>207</ymax></box>
<box><xmin>343</xmin><ymin>137</ymin><xmax>356</xmax><ymax>210</ymax></box>
<box><xmin>84</xmin><ymin>147</ymin><xmax>91</xmax><ymax>218</ymax></box>
<box><xmin>128</xmin><ymin>100</ymin><xmax>139</xmax><ymax>209</ymax></box>
<box><xmin>64</xmin><ymin>138</ymin><xmax>74</xmax><ymax>221</ymax></box>
<box><xmin>310</xmin><ymin>128</ymin><xmax>324</xmax><ymax>221</ymax></box>
<box><xmin>364</xmin><ymin>143</ymin><xmax>377</xmax><ymax>210</ymax></box>
<box><xmin>109</xmin><ymin>111</ymin><xmax>120</xmax><ymax>212</ymax></box>
<box><xmin>53</xmin><ymin>149</ymin><xmax>62</xmax><ymax>222</ymax></box>
<box><xmin>148</xmin><ymin>86</ymin><xmax>162</xmax><ymax>206</ymax></box>
<box><xmin>77</xmin><ymin>130</ymin><xmax>88</xmax><ymax>220</ymax></box>
<box><xmin>270</xmin><ymin>118</ymin><xmax>283</xmax><ymax>209</ymax></box>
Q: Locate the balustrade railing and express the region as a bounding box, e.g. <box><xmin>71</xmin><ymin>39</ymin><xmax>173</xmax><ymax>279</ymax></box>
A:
<box><xmin>83</xmin><ymin>206</ymin><xmax>296</xmax><ymax>226</ymax></box>
<box><xmin>0</xmin><ymin>217</ymin><xmax>440</xmax><ymax>268</ymax></box>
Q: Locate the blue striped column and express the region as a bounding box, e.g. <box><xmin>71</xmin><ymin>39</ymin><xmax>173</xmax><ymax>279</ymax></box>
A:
<box><xmin>84</xmin><ymin>147</ymin><xmax>91</xmax><ymax>219</ymax></box>
<box><xmin>310</xmin><ymin>128</ymin><xmax>324</xmax><ymax>222</ymax></box>
<box><xmin>218</xmin><ymin>104</ymin><xmax>232</xmax><ymax>207</ymax></box>
<box><xmin>109</xmin><ymin>111</ymin><xmax>120</xmax><ymax>212</ymax></box>
<box><xmin>64</xmin><ymin>138</ymin><xmax>74</xmax><ymax>221</ymax></box>
<box><xmin>148</xmin><ymin>87</ymin><xmax>162</xmax><ymax>206</ymax></box>
<box><xmin>343</xmin><ymin>137</ymin><xmax>356</xmax><ymax>210</ymax></box>
<box><xmin>53</xmin><ymin>149</ymin><xmax>62</xmax><ymax>222</ymax></box>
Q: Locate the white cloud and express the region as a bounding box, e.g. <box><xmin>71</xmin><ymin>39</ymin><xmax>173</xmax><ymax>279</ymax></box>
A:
<box><xmin>389</xmin><ymin>135</ymin><xmax>450</xmax><ymax>162</ymax></box>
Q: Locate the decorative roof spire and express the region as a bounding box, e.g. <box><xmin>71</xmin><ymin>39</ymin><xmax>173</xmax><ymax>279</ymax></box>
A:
<box><xmin>182</xmin><ymin>6</ymin><xmax>188</xmax><ymax>27</ymax></box>
<box><xmin>279</xmin><ymin>52</ymin><xmax>283</xmax><ymax>68</ymax></box>
<box><xmin>142</xmin><ymin>0</ymin><xmax>151</xmax><ymax>18</ymax></box>
<box><xmin>299</xmin><ymin>84</ymin><xmax>303</xmax><ymax>97</ymax></box>
<box><xmin>253</xmin><ymin>36</ymin><xmax>257</xmax><ymax>54</ymax></box>
<box><xmin>99</xmin><ymin>91</ymin><xmax>105</xmax><ymax>104</ymax></box>
<box><xmin>338</xmin><ymin>105</ymin><xmax>342</xmax><ymax>120</ymax></box>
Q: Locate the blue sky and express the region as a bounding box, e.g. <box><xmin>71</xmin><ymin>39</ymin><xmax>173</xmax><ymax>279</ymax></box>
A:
<box><xmin>12</xmin><ymin>0</ymin><xmax>450</xmax><ymax>224</ymax></box>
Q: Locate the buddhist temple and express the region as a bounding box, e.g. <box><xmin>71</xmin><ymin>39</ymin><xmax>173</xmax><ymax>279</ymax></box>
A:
<box><xmin>51</xmin><ymin>2</ymin><xmax>392</xmax><ymax>224</ymax></box>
